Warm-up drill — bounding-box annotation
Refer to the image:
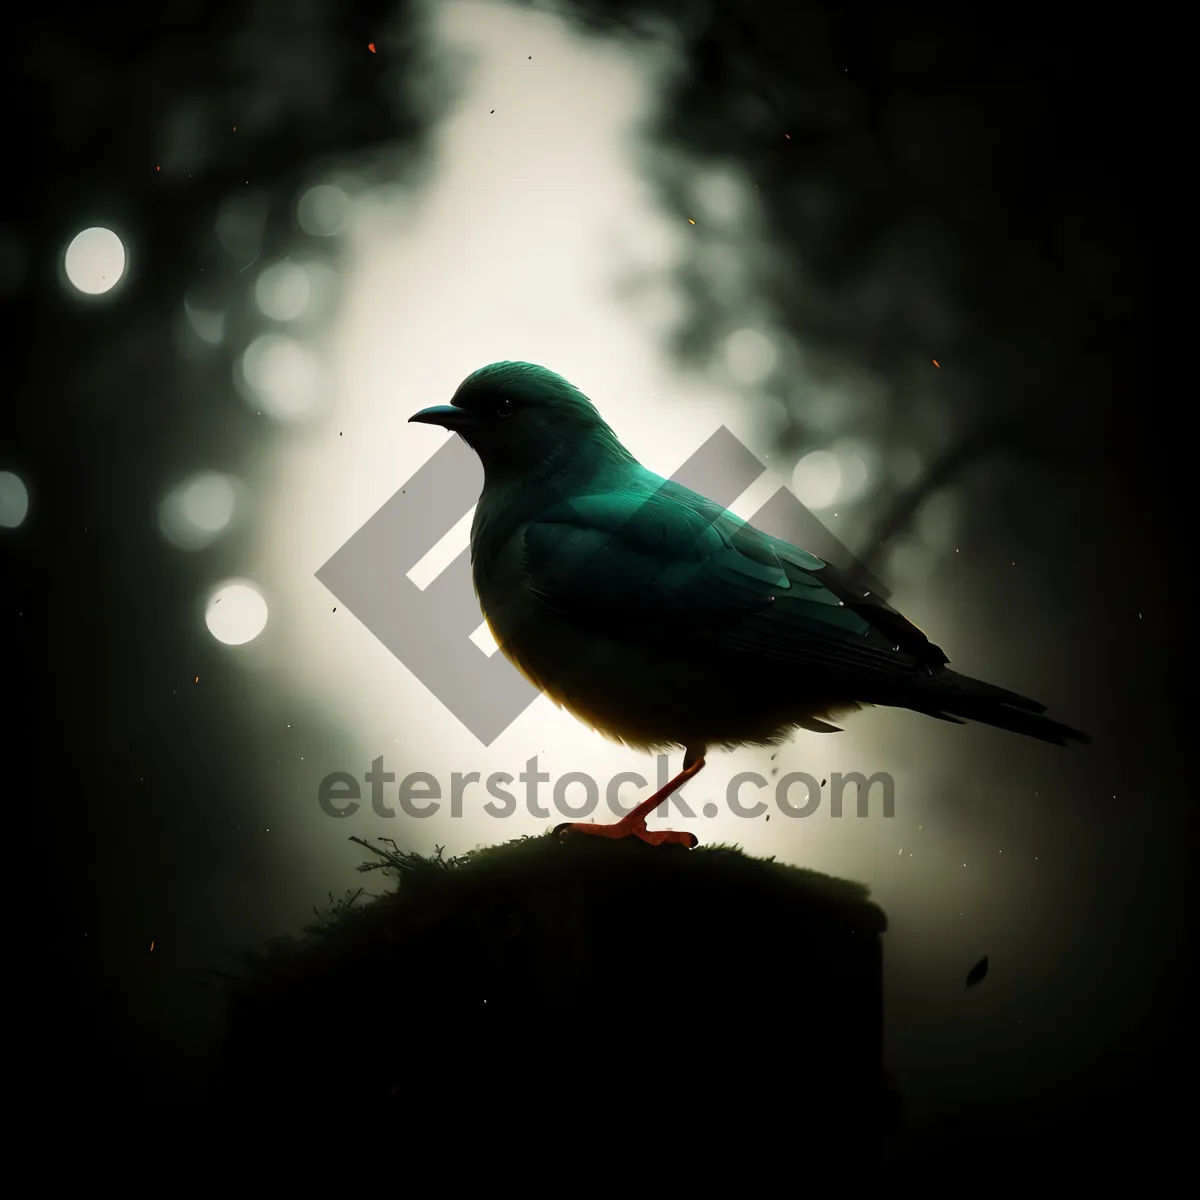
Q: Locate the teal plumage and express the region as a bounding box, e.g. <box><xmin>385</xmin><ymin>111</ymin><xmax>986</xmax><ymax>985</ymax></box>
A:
<box><xmin>410</xmin><ymin>362</ymin><xmax>1089</xmax><ymax>845</ymax></box>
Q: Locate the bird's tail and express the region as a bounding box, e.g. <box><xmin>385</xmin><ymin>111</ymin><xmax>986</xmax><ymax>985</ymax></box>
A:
<box><xmin>901</xmin><ymin>670</ymin><xmax>1091</xmax><ymax>747</ymax></box>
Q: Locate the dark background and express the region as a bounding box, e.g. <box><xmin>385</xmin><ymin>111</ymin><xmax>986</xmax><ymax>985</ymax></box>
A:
<box><xmin>3</xmin><ymin>0</ymin><xmax>1181</xmax><ymax>1175</ymax></box>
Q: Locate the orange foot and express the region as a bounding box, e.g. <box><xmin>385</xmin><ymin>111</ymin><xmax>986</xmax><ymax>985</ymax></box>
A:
<box><xmin>552</xmin><ymin>754</ymin><xmax>705</xmax><ymax>849</ymax></box>
<box><xmin>554</xmin><ymin>814</ymin><xmax>698</xmax><ymax>848</ymax></box>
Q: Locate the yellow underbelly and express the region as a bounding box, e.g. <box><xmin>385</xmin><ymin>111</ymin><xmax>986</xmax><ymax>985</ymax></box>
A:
<box><xmin>486</xmin><ymin>612</ymin><xmax>858</xmax><ymax>753</ymax></box>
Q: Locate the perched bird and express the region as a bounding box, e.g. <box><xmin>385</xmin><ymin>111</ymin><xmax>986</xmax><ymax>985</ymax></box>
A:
<box><xmin>410</xmin><ymin>362</ymin><xmax>1090</xmax><ymax>848</ymax></box>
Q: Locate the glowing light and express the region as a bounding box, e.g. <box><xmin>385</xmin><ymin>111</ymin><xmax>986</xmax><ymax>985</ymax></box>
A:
<box><xmin>205</xmin><ymin>581</ymin><xmax>268</xmax><ymax>645</ymax></box>
<box><xmin>724</xmin><ymin>327</ymin><xmax>778</xmax><ymax>387</ymax></box>
<box><xmin>253</xmin><ymin>0</ymin><xmax>879</xmax><ymax>871</ymax></box>
<box><xmin>0</xmin><ymin>470</ymin><xmax>30</xmax><ymax>529</ymax></box>
<box><xmin>297</xmin><ymin>185</ymin><xmax>349</xmax><ymax>237</ymax></box>
<box><xmin>255</xmin><ymin>261</ymin><xmax>312</xmax><ymax>321</ymax></box>
<box><xmin>791</xmin><ymin>451</ymin><xmax>842</xmax><ymax>509</ymax></box>
<box><xmin>63</xmin><ymin>227</ymin><xmax>125</xmax><ymax>295</ymax></box>
<box><xmin>159</xmin><ymin>471</ymin><xmax>238</xmax><ymax>550</ymax></box>
<box><xmin>237</xmin><ymin>334</ymin><xmax>321</xmax><ymax>421</ymax></box>
<box><xmin>830</xmin><ymin>438</ymin><xmax>871</xmax><ymax>504</ymax></box>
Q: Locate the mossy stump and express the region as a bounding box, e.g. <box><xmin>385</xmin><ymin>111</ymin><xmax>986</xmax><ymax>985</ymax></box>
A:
<box><xmin>218</xmin><ymin>835</ymin><xmax>889</xmax><ymax>1162</ymax></box>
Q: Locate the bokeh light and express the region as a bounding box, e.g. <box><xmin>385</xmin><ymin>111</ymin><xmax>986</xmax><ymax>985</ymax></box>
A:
<box><xmin>830</xmin><ymin>438</ymin><xmax>871</xmax><ymax>504</ymax></box>
<box><xmin>249</xmin><ymin>0</ymin><xmax>889</xmax><ymax>875</ymax></box>
<box><xmin>724</xmin><ymin>327</ymin><xmax>778</xmax><ymax>387</ymax></box>
<box><xmin>297</xmin><ymin>185</ymin><xmax>349</xmax><ymax>236</ymax></box>
<box><xmin>63</xmin><ymin>227</ymin><xmax>126</xmax><ymax>295</ymax></box>
<box><xmin>159</xmin><ymin>471</ymin><xmax>239</xmax><ymax>550</ymax></box>
<box><xmin>205</xmin><ymin>580</ymin><xmax>268</xmax><ymax>645</ymax></box>
<box><xmin>791</xmin><ymin>449</ymin><xmax>843</xmax><ymax>509</ymax></box>
<box><xmin>0</xmin><ymin>470</ymin><xmax>30</xmax><ymax>529</ymax></box>
<box><xmin>255</xmin><ymin>262</ymin><xmax>313</xmax><ymax>322</ymax></box>
<box><xmin>236</xmin><ymin>334</ymin><xmax>322</xmax><ymax>421</ymax></box>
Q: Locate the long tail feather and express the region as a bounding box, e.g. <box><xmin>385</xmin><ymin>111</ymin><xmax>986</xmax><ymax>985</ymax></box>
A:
<box><xmin>904</xmin><ymin>670</ymin><xmax>1091</xmax><ymax>746</ymax></box>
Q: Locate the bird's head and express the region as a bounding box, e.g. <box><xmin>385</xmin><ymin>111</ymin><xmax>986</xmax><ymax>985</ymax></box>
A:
<box><xmin>408</xmin><ymin>362</ymin><xmax>633</xmax><ymax>480</ymax></box>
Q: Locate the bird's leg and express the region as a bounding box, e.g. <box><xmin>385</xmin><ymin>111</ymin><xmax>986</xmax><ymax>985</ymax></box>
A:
<box><xmin>553</xmin><ymin>746</ymin><xmax>706</xmax><ymax>849</ymax></box>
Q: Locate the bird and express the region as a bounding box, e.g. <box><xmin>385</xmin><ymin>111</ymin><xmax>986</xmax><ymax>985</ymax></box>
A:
<box><xmin>409</xmin><ymin>362</ymin><xmax>1090</xmax><ymax>848</ymax></box>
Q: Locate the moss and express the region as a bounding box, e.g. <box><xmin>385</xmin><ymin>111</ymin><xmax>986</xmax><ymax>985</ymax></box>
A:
<box><xmin>214</xmin><ymin>834</ymin><xmax>891</xmax><ymax>1162</ymax></box>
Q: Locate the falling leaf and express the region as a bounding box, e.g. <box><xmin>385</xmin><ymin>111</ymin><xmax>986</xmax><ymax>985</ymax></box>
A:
<box><xmin>966</xmin><ymin>956</ymin><xmax>988</xmax><ymax>988</ymax></box>
<box><xmin>368</xmin><ymin>43</ymin><xmax>376</xmax><ymax>53</ymax></box>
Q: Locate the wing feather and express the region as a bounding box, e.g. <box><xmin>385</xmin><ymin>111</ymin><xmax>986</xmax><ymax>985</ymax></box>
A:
<box><xmin>519</xmin><ymin>479</ymin><xmax>947</xmax><ymax>688</ymax></box>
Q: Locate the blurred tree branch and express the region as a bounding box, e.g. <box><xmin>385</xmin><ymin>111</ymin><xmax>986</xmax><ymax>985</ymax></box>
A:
<box><xmin>856</xmin><ymin>419</ymin><xmax>1073</xmax><ymax>576</ymax></box>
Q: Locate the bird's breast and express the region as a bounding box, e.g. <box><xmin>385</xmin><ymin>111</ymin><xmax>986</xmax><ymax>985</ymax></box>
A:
<box><xmin>472</xmin><ymin>525</ymin><xmax>563</xmax><ymax>689</ymax></box>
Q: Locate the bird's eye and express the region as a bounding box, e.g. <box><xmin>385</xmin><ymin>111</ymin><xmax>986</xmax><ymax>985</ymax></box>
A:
<box><xmin>495</xmin><ymin>396</ymin><xmax>515</xmax><ymax>418</ymax></box>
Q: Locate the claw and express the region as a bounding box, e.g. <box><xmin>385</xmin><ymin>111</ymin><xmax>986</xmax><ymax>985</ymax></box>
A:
<box><xmin>553</xmin><ymin>820</ymin><xmax>697</xmax><ymax>848</ymax></box>
<box><xmin>551</xmin><ymin>751</ymin><xmax>706</xmax><ymax>850</ymax></box>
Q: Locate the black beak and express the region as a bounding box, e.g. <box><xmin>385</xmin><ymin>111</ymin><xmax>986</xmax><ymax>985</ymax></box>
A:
<box><xmin>408</xmin><ymin>404</ymin><xmax>479</xmax><ymax>432</ymax></box>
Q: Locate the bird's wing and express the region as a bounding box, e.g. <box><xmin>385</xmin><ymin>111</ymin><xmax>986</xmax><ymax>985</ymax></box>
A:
<box><xmin>519</xmin><ymin>480</ymin><xmax>947</xmax><ymax>686</ymax></box>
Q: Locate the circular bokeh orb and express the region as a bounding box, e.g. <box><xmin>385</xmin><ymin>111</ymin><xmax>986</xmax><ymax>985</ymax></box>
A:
<box><xmin>159</xmin><ymin>471</ymin><xmax>238</xmax><ymax>550</ymax></box>
<box><xmin>236</xmin><ymin>333</ymin><xmax>321</xmax><ymax>421</ymax></box>
<box><xmin>205</xmin><ymin>580</ymin><xmax>269</xmax><ymax>646</ymax></box>
<box><xmin>0</xmin><ymin>471</ymin><xmax>30</xmax><ymax>529</ymax></box>
<box><xmin>64</xmin><ymin>227</ymin><xmax>126</xmax><ymax>295</ymax></box>
<box><xmin>791</xmin><ymin>450</ymin><xmax>842</xmax><ymax>510</ymax></box>
<box><xmin>297</xmin><ymin>185</ymin><xmax>349</xmax><ymax>237</ymax></box>
<box><xmin>255</xmin><ymin>261</ymin><xmax>312</xmax><ymax>322</ymax></box>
